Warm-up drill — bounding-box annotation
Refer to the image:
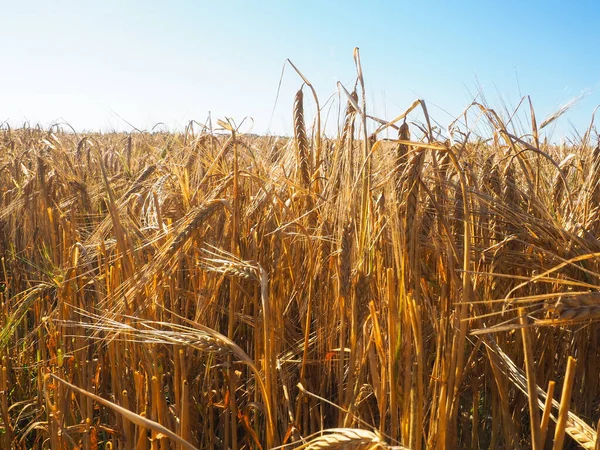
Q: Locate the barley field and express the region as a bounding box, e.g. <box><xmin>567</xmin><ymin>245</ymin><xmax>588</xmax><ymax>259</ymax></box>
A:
<box><xmin>2</xmin><ymin>56</ymin><xmax>600</xmax><ymax>449</ymax></box>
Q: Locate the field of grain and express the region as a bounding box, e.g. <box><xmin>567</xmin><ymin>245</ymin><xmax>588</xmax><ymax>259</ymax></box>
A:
<box><xmin>2</xmin><ymin>57</ymin><xmax>600</xmax><ymax>449</ymax></box>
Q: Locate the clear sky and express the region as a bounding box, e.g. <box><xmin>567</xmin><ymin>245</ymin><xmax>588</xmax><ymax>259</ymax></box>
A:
<box><xmin>2</xmin><ymin>0</ymin><xmax>599</xmax><ymax>141</ymax></box>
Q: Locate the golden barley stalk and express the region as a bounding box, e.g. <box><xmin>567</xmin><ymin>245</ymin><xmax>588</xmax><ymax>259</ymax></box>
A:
<box><xmin>296</xmin><ymin>428</ymin><xmax>394</xmax><ymax>450</ymax></box>
<box><xmin>294</xmin><ymin>88</ymin><xmax>312</xmax><ymax>190</ymax></box>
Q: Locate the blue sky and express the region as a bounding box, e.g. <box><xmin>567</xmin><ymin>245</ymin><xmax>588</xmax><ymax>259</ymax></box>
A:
<box><xmin>2</xmin><ymin>0</ymin><xmax>599</xmax><ymax>141</ymax></box>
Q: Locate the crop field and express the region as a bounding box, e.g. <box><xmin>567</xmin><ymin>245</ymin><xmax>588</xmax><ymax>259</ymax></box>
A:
<box><xmin>2</xmin><ymin>59</ymin><xmax>600</xmax><ymax>449</ymax></box>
